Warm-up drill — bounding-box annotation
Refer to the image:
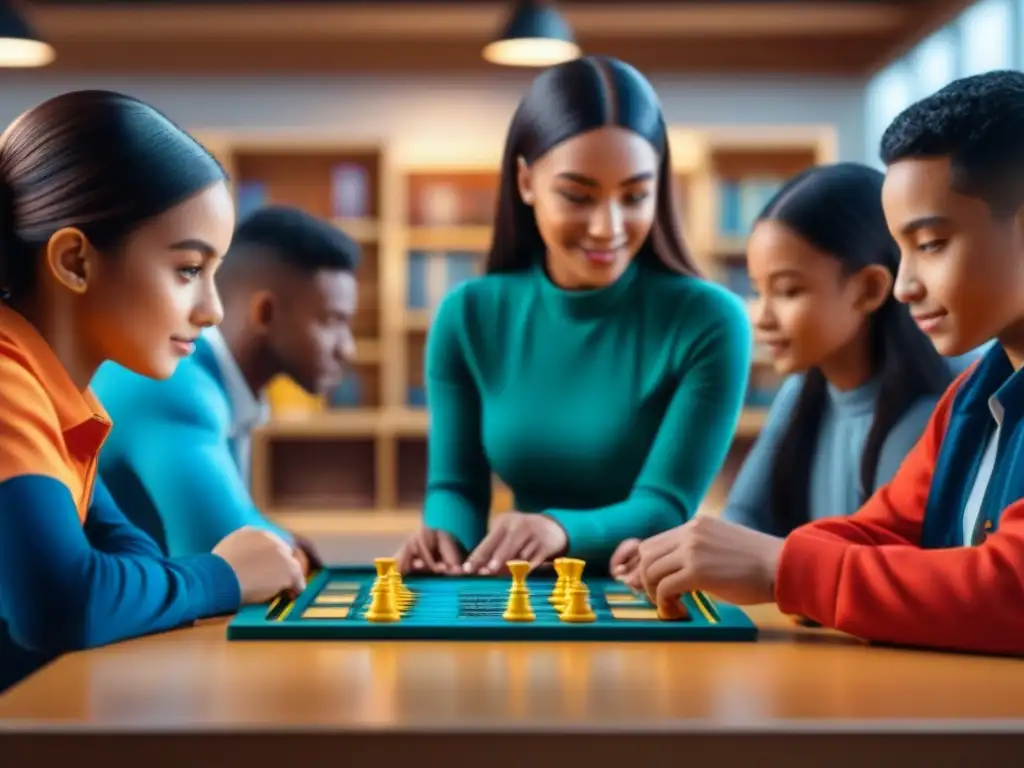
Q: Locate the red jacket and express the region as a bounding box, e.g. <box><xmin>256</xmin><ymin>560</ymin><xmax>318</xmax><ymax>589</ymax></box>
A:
<box><xmin>774</xmin><ymin>360</ymin><xmax>1024</xmax><ymax>655</ymax></box>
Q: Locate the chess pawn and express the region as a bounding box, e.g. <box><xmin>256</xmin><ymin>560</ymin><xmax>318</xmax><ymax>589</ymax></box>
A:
<box><xmin>504</xmin><ymin>560</ymin><xmax>535</xmax><ymax>622</ymax></box>
<box><xmin>388</xmin><ymin>571</ymin><xmax>413</xmax><ymax>612</ymax></box>
<box><xmin>549</xmin><ymin>557</ymin><xmax>568</xmax><ymax>605</ymax></box>
<box><xmin>560</xmin><ymin>582</ymin><xmax>596</xmax><ymax>623</ymax></box>
<box><xmin>365</xmin><ymin>580</ymin><xmax>401</xmax><ymax>622</ymax></box>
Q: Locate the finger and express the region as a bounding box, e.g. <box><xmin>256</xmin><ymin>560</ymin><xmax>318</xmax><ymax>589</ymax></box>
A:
<box><xmin>638</xmin><ymin>531</ymin><xmax>678</xmax><ymax>565</ymax></box>
<box><xmin>639</xmin><ymin>546</ymin><xmax>681</xmax><ymax>601</ymax></box>
<box><xmin>614</xmin><ymin>550</ymin><xmax>641</xmax><ymax>577</ymax></box>
<box><xmin>465</xmin><ymin>525</ymin><xmax>506</xmax><ymax>573</ymax></box>
<box><xmin>519</xmin><ymin>538</ymin><xmax>541</xmax><ymax>564</ymax></box>
<box><xmin>412</xmin><ymin>557</ymin><xmax>425</xmax><ymax>571</ymax></box>
<box><xmin>625</xmin><ymin>568</ymin><xmax>643</xmax><ymax>592</ymax></box>
<box><xmin>288</xmin><ymin>557</ymin><xmax>307</xmax><ymax>595</ymax></box>
<box><xmin>526</xmin><ymin>543</ymin><xmax>547</xmax><ymax>572</ymax></box>
<box><xmin>654</xmin><ymin>570</ymin><xmax>695</xmax><ymax>620</ymax></box>
<box><xmin>610</xmin><ymin>538</ymin><xmax>640</xmax><ymax>569</ymax></box>
<box><xmin>418</xmin><ymin>529</ymin><xmax>441</xmax><ymax>572</ymax></box>
<box><xmin>486</xmin><ymin>525</ymin><xmax>531</xmax><ymax>574</ymax></box>
<box><xmin>436</xmin><ymin>533</ymin><xmax>464</xmax><ymax>574</ymax></box>
<box><xmin>394</xmin><ymin>541</ymin><xmax>414</xmax><ymax>573</ymax></box>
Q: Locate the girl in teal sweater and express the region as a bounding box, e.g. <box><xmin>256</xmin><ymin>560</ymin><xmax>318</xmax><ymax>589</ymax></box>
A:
<box><xmin>394</xmin><ymin>55</ymin><xmax>752</xmax><ymax>575</ymax></box>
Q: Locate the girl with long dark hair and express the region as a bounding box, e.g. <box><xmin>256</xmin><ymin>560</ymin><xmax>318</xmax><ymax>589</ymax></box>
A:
<box><xmin>395</xmin><ymin>56</ymin><xmax>752</xmax><ymax>574</ymax></box>
<box><xmin>0</xmin><ymin>90</ymin><xmax>305</xmax><ymax>692</ymax></box>
<box><xmin>611</xmin><ymin>162</ymin><xmax>981</xmax><ymax>584</ymax></box>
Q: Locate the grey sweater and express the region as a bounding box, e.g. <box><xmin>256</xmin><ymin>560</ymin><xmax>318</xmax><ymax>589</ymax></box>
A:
<box><xmin>722</xmin><ymin>348</ymin><xmax>987</xmax><ymax>534</ymax></box>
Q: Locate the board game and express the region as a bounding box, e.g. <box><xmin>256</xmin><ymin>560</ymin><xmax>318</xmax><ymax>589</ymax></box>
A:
<box><xmin>227</xmin><ymin>557</ymin><xmax>758</xmax><ymax>642</ymax></box>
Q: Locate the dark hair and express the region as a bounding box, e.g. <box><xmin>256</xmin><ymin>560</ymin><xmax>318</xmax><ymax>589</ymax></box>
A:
<box><xmin>222</xmin><ymin>205</ymin><xmax>360</xmax><ymax>279</ymax></box>
<box><xmin>0</xmin><ymin>89</ymin><xmax>227</xmax><ymax>298</ymax></box>
<box><xmin>763</xmin><ymin>162</ymin><xmax>953</xmax><ymax>534</ymax></box>
<box><xmin>486</xmin><ymin>55</ymin><xmax>700</xmax><ymax>277</ymax></box>
<box><xmin>880</xmin><ymin>69</ymin><xmax>1024</xmax><ymax>217</ymax></box>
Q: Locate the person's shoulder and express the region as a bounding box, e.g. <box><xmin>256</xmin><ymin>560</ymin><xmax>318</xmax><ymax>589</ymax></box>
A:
<box><xmin>642</xmin><ymin>267</ymin><xmax>749</xmax><ymax>329</ymax></box>
<box><xmin>0</xmin><ymin>330</ymin><xmax>58</xmax><ymax>417</ymax></box>
<box><xmin>432</xmin><ymin>271</ymin><xmax>532</xmax><ymax>329</ymax></box>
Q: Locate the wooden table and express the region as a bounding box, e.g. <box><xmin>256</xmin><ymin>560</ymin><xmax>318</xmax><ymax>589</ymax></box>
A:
<box><xmin>2</xmin><ymin>605</ymin><xmax>1024</xmax><ymax>767</ymax></box>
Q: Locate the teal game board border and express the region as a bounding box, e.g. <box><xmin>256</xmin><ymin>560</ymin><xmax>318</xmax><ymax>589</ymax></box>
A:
<box><xmin>226</xmin><ymin>565</ymin><xmax>758</xmax><ymax>642</ymax></box>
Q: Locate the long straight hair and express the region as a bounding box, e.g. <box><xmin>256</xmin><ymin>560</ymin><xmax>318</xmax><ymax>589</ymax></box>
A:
<box><xmin>486</xmin><ymin>55</ymin><xmax>700</xmax><ymax>278</ymax></box>
<box><xmin>764</xmin><ymin>163</ymin><xmax>953</xmax><ymax>534</ymax></box>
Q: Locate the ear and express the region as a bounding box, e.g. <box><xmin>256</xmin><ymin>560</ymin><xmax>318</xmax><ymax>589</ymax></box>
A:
<box><xmin>43</xmin><ymin>227</ymin><xmax>94</xmax><ymax>295</ymax></box>
<box><xmin>852</xmin><ymin>264</ymin><xmax>893</xmax><ymax>314</ymax></box>
<box><xmin>247</xmin><ymin>290</ymin><xmax>275</xmax><ymax>332</ymax></box>
<box><xmin>516</xmin><ymin>156</ymin><xmax>534</xmax><ymax>206</ymax></box>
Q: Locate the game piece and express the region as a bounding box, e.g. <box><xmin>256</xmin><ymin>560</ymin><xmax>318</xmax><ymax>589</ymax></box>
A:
<box><xmin>227</xmin><ymin>565</ymin><xmax>757</xmax><ymax>641</ymax></box>
<box><xmin>387</xmin><ymin>567</ymin><xmax>414</xmax><ymax>612</ymax></box>
<box><xmin>556</xmin><ymin>558</ymin><xmax>585</xmax><ymax>613</ymax></box>
<box><xmin>365</xmin><ymin>558</ymin><xmax>401</xmax><ymax>622</ymax></box>
<box><xmin>503</xmin><ymin>560</ymin><xmax>535</xmax><ymax>621</ymax></box>
<box><xmin>559</xmin><ymin>582</ymin><xmax>596</xmax><ymax>623</ymax></box>
<box><xmin>549</xmin><ymin>557</ymin><xmax>568</xmax><ymax>605</ymax></box>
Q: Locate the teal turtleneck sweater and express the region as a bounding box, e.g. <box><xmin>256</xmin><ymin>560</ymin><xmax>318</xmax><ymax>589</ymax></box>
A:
<box><xmin>422</xmin><ymin>259</ymin><xmax>752</xmax><ymax>565</ymax></box>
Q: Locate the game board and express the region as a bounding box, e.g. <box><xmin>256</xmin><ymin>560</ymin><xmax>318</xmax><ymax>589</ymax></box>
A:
<box><xmin>227</xmin><ymin>557</ymin><xmax>758</xmax><ymax>642</ymax></box>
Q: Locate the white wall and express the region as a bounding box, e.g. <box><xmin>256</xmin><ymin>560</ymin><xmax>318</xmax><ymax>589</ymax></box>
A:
<box><xmin>0</xmin><ymin>72</ymin><xmax>867</xmax><ymax>165</ymax></box>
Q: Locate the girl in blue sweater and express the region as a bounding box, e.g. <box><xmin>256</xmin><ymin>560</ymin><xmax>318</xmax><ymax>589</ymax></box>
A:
<box><xmin>0</xmin><ymin>90</ymin><xmax>304</xmax><ymax>692</ymax></box>
<box><xmin>612</xmin><ymin>162</ymin><xmax>974</xmax><ymax>583</ymax></box>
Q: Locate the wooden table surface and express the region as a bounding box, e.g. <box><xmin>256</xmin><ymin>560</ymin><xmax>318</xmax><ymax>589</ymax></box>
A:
<box><xmin>2</xmin><ymin>603</ymin><xmax>1024</xmax><ymax>767</ymax></box>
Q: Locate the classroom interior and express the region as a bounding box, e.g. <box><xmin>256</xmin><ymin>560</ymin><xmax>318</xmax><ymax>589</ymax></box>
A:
<box><xmin>0</xmin><ymin>0</ymin><xmax>1009</xmax><ymax>562</ymax></box>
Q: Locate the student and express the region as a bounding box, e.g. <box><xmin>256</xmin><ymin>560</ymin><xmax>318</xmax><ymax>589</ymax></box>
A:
<box><xmin>92</xmin><ymin>206</ymin><xmax>359</xmax><ymax>571</ymax></box>
<box><xmin>394</xmin><ymin>55</ymin><xmax>752</xmax><ymax>575</ymax></box>
<box><xmin>0</xmin><ymin>90</ymin><xmax>305</xmax><ymax>693</ymax></box>
<box><xmin>610</xmin><ymin>162</ymin><xmax>978</xmax><ymax>585</ymax></box>
<box><xmin>633</xmin><ymin>70</ymin><xmax>1024</xmax><ymax>655</ymax></box>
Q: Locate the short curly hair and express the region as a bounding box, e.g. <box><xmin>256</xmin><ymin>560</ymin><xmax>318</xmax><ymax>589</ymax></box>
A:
<box><xmin>880</xmin><ymin>69</ymin><xmax>1024</xmax><ymax>216</ymax></box>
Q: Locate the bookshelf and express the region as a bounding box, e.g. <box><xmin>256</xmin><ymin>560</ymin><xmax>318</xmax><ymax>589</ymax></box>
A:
<box><xmin>193</xmin><ymin>125</ymin><xmax>836</xmax><ymax>524</ymax></box>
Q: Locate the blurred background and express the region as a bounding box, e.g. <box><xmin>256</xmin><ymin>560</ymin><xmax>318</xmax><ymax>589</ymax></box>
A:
<box><xmin>0</xmin><ymin>0</ymin><xmax>1008</xmax><ymax>559</ymax></box>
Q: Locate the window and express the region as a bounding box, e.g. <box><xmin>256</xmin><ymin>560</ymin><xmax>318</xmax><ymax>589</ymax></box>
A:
<box><xmin>865</xmin><ymin>63</ymin><xmax>913</xmax><ymax>164</ymax></box>
<box><xmin>959</xmin><ymin>0</ymin><xmax>1013</xmax><ymax>75</ymax></box>
<box><xmin>912</xmin><ymin>28</ymin><xmax>958</xmax><ymax>96</ymax></box>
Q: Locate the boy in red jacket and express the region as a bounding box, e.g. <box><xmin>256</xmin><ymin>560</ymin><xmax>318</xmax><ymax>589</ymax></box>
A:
<box><xmin>635</xmin><ymin>70</ymin><xmax>1024</xmax><ymax>655</ymax></box>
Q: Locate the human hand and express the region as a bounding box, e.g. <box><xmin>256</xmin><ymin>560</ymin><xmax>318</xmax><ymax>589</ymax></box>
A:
<box><xmin>394</xmin><ymin>527</ymin><xmax>466</xmax><ymax>574</ymax></box>
<box><xmin>291</xmin><ymin>533</ymin><xmax>323</xmax><ymax>576</ymax></box>
<box><xmin>610</xmin><ymin>538</ymin><xmax>642</xmax><ymax>590</ymax></box>
<box><xmin>463</xmin><ymin>512</ymin><xmax>568</xmax><ymax>575</ymax></box>
<box><xmin>637</xmin><ymin>515</ymin><xmax>784</xmax><ymax>617</ymax></box>
<box><xmin>212</xmin><ymin>526</ymin><xmax>306</xmax><ymax>604</ymax></box>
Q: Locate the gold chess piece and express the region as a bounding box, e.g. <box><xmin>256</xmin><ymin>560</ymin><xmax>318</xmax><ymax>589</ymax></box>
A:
<box><xmin>382</xmin><ymin>559</ymin><xmax>413</xmax><ymax>613</ymax></box>
<box><xmin>366</xmin><ymin>557</ymin><xmax>401</xmax><ymax>622</ymax></box>
<box><xmin>556</xmin><ymin>558</ymin><xmax>585</xmax><ymax>613</ymax></box>
<box><xmin>549</xmin><ymin>557</ymin><xmax>568</xmax><ymax>606</ymax></box>
<box><xmin>560</xmin><ymin>581</ymin><xmax>596</xmax><ymax>622</ymax></box>
<box><xmin>503</xmin><ymin>560</ymin><xmax>535</xmax><ymax>622</ymax></box>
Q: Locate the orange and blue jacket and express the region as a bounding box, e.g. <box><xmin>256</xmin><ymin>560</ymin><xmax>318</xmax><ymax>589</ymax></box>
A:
<box><xmin>775</xmin><ymin>344</ymin><xmax>1024</xmax><ymax>655</ymax></box>
<box><xmin>0</xmin><ymin>305</ymin><xmax>240</xmax><ymax>693</ymax></box>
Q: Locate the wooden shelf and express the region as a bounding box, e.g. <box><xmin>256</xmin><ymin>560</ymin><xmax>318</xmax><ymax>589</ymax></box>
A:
<box><xmin>193</xmin><ymin>127</ymin><xmax>835</xmax><ymax>524</ymax></box>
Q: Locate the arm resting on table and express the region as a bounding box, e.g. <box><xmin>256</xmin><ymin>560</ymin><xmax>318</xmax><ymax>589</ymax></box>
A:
<box><xmin>773</xmin><ymin>370</ymin><xmax>1024</xmax><ymax>653</ymax></box>
<box><xmin>420</xmin><ymin>289</ymin><xmax>493</xmax><ymax>553</ymax></box>
<box><xmin>0</xmin><ymin>475</ymin><xmax>240</xmax><ymax>656</ymax></box>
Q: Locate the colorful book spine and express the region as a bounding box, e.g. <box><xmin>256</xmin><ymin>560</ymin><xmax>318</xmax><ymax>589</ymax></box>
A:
<box><xmin>406</xmin><ymin>251</ymin><xmax>480</xmax><ymax>315</ymax></box>
<box><xmin>331</xmin><ymin>164</ymin><xmax>368</xmax><ymax>219</ymax></box>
